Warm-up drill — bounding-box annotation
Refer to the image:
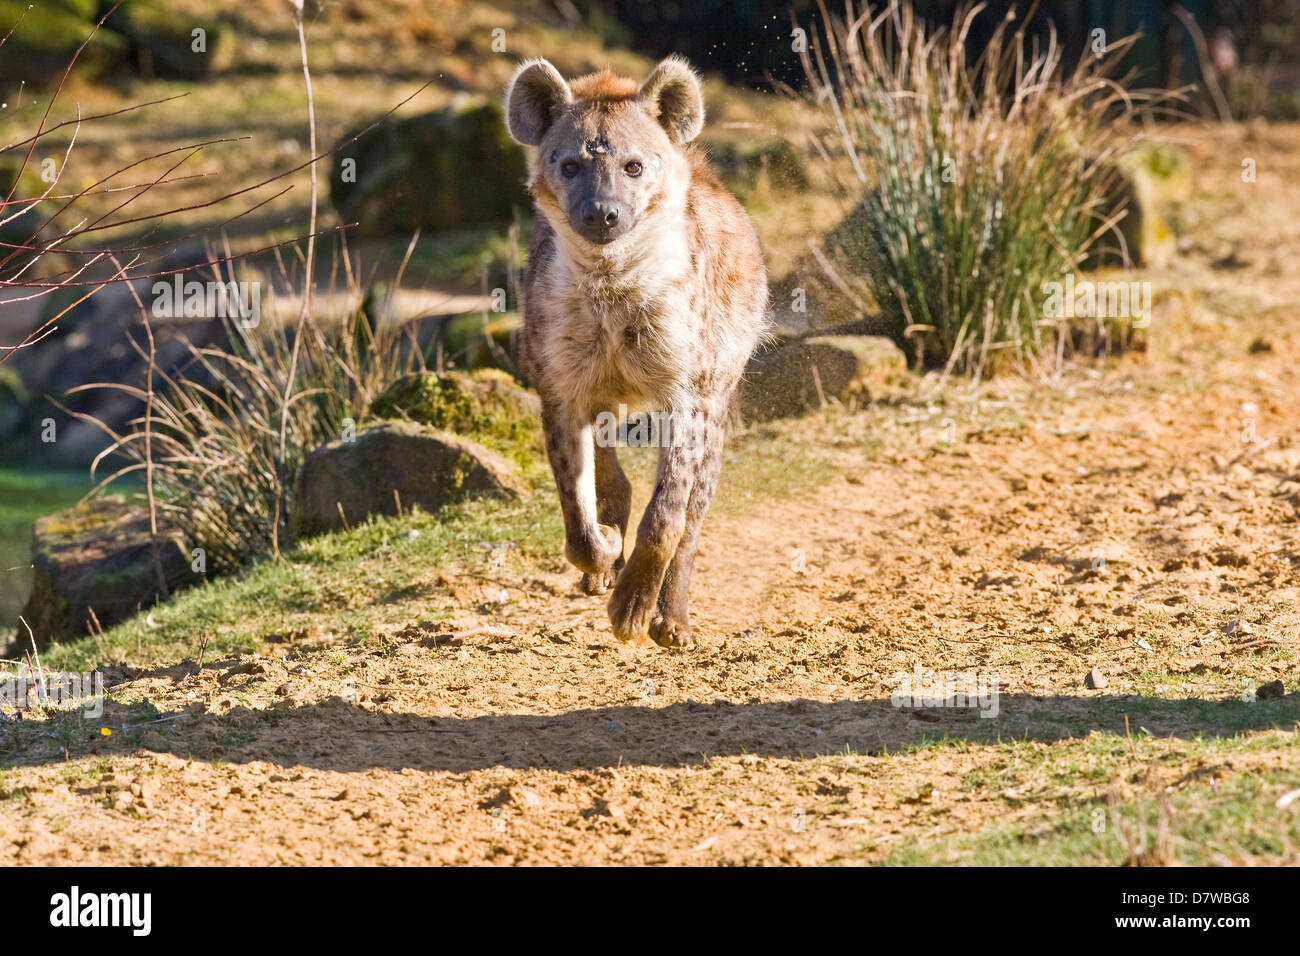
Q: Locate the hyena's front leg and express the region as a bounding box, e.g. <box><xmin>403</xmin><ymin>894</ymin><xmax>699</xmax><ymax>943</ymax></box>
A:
<box><xmin>580</xmin><ymin>443</ymin><xmax>632</xmax><ymax>595</ymax></box>
<box><xmin>543</xmin><ymin>403</ymin><xmax>623</xmax><ymax>584</ymax></box>
<box><xmin>607</xmin><ymin>413</ymin><xmax>702</xmax><ymax>643</ymax></box>
<box><xmin>650</xmin><ymin>403</ymin><xmax>727</xmax><ymax>648</ymax></box>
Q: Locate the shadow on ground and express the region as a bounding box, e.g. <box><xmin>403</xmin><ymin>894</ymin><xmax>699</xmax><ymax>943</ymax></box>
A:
<box><xmin>4</xmin><ymin>671</ymin><xmax>1296</xmax><ymax>774</ymax></box>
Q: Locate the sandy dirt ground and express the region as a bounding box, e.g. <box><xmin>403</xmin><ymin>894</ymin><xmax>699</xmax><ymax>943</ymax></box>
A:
<box><xmin>1</xmin><ymin>123</ymin><xmax>1299</xmax><ymax>865</ymax></box>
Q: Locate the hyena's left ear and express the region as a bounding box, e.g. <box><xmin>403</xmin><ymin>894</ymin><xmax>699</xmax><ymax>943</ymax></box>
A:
<box><xmin>638</xmin><ymin>56</ymin><xmax>705</xmax><ymax>144</ymax></box>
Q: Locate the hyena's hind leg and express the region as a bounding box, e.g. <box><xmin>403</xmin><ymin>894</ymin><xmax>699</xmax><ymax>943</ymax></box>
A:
<box><xmin>650</xmin><ymin>402</ymin><xmax>727</xmax><ymax>648</ymax></box>
<box><xmin>542</xmin><ymin>403</ymin><xmax>623</xmax><ymax>585</ymax></box>
<box><xmin>580</xmin><ymin>442</ymin><xmax>632</xmax><ymax>595</ymax></box>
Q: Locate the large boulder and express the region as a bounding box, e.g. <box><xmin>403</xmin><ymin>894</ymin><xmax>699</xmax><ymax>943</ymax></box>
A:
<box><xmin>17</xmin><ymin>496</ymin><xmax>191</xmax><ymax>647</ymax></box>
<box><xmin>292</xmin><ymin>421</ymin><xmax>526</xmax><ymax>538</ymax></box>
<box><xmin>740</xmin><ymin>332</ymin><xmax>905</xmax><ymax>423</ymax></box>
<box><xmin>330</xmin><ymin>100</ymin><xmax>529</xmax><ymax>237</ymax></box>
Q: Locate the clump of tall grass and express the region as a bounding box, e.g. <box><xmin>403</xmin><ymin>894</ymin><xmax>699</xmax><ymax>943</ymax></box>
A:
<box><xmin>56</xmin><ymin>0</ymin><xmax>429</xmax><ymax>577</ymax></box>
<box><xmin>64</xmin><ymin>261</ymin><xmax>425</xmax><ymax>575</ymax></box>
<box><xmin>798</xmin><ymin>1</ymin><xmax>1153</xmax><ymax>374</ymax></box>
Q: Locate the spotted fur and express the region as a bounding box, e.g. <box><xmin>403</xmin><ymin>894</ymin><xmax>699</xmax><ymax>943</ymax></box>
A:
<box><xmin>505</xmin><ymin>56</ymin><xmax>768</xmax><ymax>646</ymax></box>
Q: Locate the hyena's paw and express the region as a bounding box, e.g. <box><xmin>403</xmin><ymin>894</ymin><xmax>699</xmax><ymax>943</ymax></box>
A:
<box><xmin>580</xmin><ymin>570</ymin><xmax>613</xmax><ymax>595</ymax></box>
<box><xmin>650</xmin><ymin>614</ymin><xmax>694</xmax><ymax>649</ymax></box>
<box><xmin>578</xmin><ymin>555</ymin><xmax>625</xmax><ymax>595</ymax></box>
<box><xmin>565</xmin><ymin>524</ymin><xmax>622</xmax><ymax>579</ymax></box>
<box><xmin>607</xmin><ymin>575</ymin><xmax>658</xmax><ymax>643</ymax></box>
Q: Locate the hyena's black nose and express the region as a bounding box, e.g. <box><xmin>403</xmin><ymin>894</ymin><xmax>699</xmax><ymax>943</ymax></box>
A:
<box><xmin>581</xmin><ymin>200</ymin><xmax>619</xmax><ymax>228</ymax></box>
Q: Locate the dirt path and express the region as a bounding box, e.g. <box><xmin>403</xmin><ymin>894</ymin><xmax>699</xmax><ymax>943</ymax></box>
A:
<box><xmin>3</xmin><ymin>123</ymin><xmax>1299</xmax><ymax>865</ymax></box>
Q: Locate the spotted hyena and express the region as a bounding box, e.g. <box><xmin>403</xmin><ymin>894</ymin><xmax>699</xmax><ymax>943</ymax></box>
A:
<box><xmin>504</xmin><ymin>56</ymin><xmax>768</xmax><ymax>647</ymax></box>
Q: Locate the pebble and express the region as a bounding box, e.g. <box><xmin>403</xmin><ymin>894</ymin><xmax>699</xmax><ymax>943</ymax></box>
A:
<box><xmin>1257</xmin><ymin>680</ymin><xmax>1285</xmax><ymax>700</ymax></box>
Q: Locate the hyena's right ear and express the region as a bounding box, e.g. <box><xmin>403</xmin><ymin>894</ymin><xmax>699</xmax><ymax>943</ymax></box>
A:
<box><xmin>505</xmin><ymin>59</ymin><xmax>572</xmax><ymax>147</ymax></box>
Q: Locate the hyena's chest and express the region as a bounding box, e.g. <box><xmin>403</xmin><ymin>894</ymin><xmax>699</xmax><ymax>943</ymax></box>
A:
<box><xmin>539</xmin><ymin>263</ymin><xmax>699</xmax><ymax>412</ymax></box>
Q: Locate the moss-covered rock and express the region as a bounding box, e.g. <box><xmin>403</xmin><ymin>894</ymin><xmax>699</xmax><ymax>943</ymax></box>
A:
<box><xmin>700</xmin><ymin>137</ymin><xmax>809</xmax><ymax>195</ymax></box>
<box><xmin>370</xmin><ymin>369</ymin><xmax>540</xmax><ymax>468</ymax></box>
<box><xmin>436</xmin><ymin>312</ymin><xmax>523</xmax><ymax>372</ymax></box>
<box><xmin>17</xmin><ymin>496</ymin><xmax>191</xmax><ymax>647</ymax></box>
<box><xmin>0</xmin><ymin>367</ymin><xmax>28</xmax><ymax>442</ymax></box>
<box><xmin>330</xmin><ymin>100</ymin><xmax>529</xmax><ymax>237</ymax></box>
<box><xmin>0</xmin><ymin>158</ymin><xmax>55</xmax><ymax>253</ymax></box>
<box><xmin>103</xmin><ymin>1</ymin><xmax>236</xmax><ymax>79</ymax></box>
<box><xmin>740</xmin><ymin>333</ymin><xmax>905</xmax><ymax>422</ymax></box>
<box><xmin>0</xmin><ymin>1</ymin><xmax>128</xmax><ymax>82</ymax></box>
<box><xmin>1095</xmin><ymin>142</ymin><xmax>1193</xmax><ymax>269</ymax></box>
<box><xmin>292</xmin><ymin>421</ymin><xmax>527</xmax><ymax>539</ymax></box>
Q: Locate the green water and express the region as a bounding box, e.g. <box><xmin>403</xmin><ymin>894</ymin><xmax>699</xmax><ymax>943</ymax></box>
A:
<box><xmin>0</xmin><ymin>468</ymin><xmax>94</xmax><ymax>635</ymax></box>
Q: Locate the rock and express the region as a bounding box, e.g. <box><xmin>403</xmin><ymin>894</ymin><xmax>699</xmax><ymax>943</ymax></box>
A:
<box><xmin>330</xmin><ymin>100</ymin><xmax>528</xmax><ymax>237</ymax></box>
<box><xmin>138</xmin><ymin>730</ymin><xmax>168</xmax><ymax>752</ymax></box>
<box><xmin>0</xmin><ymin>159</ymin><xmax>55</xmax><ymax>256</ymax></box>
<box><xmin>699</xmin><ymin>137</ymin><xmax>809</xmax><ymax>195</ymax></box>
<box><xmin>130</xmin><ymin>777</ymin><xmax>159</xmax><ymax>808</ymax></box>
<box><xmin>104</xmin><ymin>1</ymin><xmax>235</xmax><ymax>79</ymax></box>
<box><xmin>370</xmin><ymin>369</ymin><xmax>539</xmax><ymax>443</ymax></box>
<box><xmin>0</xmin><ymin>1</ymin><xmax>128</xmax><ymax>83</ymax></box>
<box><xmin>1210</xmin><ymin>548</ymin><xmax>1249</xmax><ymax>568</ymax></box>
<box><xmin>435</xmin><ymin>312</ymin><xmax>524</xmax><ymax>372</ymax></box>
<box><xmin>0</xmin><ymin>1</ymin><xmax>229</xmax><ymax>84</ymax></box>
<box><xmin>15</xmin><ymin>497</ymin><xmax>191</xmax><ymax>647</ymax></box>
<box><xmin>6</xmin><ymin>263</ymin><xmax>239</xmax><ymax>469</ymax></box>
<box><xmin>1095</xmin><ymin>141</ymin><xmax>1192</xmax><ymax>268</ymax></box>
<box><xmin>1257</xmin><ymin>680</ymin><xmax>1285</xmax><ymax>700</ymax></box>
<box><xmin>1084</xmin><ymin>667</ymin><xmax>1108</xmax><ymax>689</ymax></box>
<box><xmin>740</xmin><ymin>333</ymin><xmax>905</xmax><ymax>422</ymax></box>
<box><xmin>0</xmin><ymin>367</ymin><xmax>28</xmax><ymax>443</ymax></box>
<box><xmin>1222</xmin><ymin>618</ymin><xmax>1253</xmax><ymax>635</ymax></box>
<box><xmin>370</xmin><ymin>368</ymin><xmax>541</xmax><ymax>471</ymax></box>
<box><xmin>292</xmin><ymin>421</ymin><xmax>526</xmax><ymax>538</ymax></box>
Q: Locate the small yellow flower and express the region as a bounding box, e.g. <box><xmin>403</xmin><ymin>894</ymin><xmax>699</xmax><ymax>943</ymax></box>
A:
<box><xmin>100</xmin><ymin>728</ymin><xmax>112</xmax><ymax>737</ymax></box>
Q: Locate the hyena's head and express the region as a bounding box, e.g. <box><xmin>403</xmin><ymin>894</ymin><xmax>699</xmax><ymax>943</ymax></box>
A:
<box><xmin>504</xmin><ymin>56</ymin><xmax>704</xmax><ymax>245</ymax></box>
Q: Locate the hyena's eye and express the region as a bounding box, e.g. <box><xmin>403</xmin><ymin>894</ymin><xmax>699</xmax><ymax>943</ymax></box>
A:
<box><xmin>624</xmin><ymin>161</ymin><xmax>643</xmax><ymax>177</ymax></box>
<box><xmin>561</xmin><ymin>160</ymin><xmax>580</xmax><ymax>178</ymax></box>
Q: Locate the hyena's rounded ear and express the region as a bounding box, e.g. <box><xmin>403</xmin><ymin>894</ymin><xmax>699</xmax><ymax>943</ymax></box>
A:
<box><xmin>638</xmin><ymin>56</ymin><xmax>705</xmax><ymax>144</ymax></box>
<box><xmin>505</xmin><ymin>58</ymin><xmax>572</xmax><ymax>147</ymax></box>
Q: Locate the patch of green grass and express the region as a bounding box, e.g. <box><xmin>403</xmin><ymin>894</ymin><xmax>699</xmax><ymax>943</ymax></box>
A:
<box><xmin>891</xmin><ymin>773</ymin><xmax>1299</xmax><ymax>865</ymax></box>
<box><xmin>36</xmin><ymin>488</ymin><xmax>565</xmax><ymax>672</ymax></box>
<box><xmin>31</xmin><ymin>403</ymin><xmax>843</xmax><ymax>674</ymax></box>
<box><xmin>885</xmin><ymin>731</ymin><xmax>1300</xmax><ymax>865</ymax></box>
